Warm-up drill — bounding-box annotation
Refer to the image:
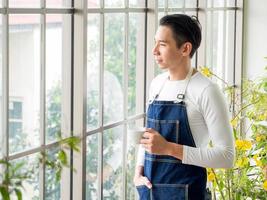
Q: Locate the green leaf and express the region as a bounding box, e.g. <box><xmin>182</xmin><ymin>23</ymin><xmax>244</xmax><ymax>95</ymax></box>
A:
<box><xmin>0</xmin><ymin>186</ymin><xmax>10</xmax><ymax>200</ymax></box>
<box><xmin>12</xmin><ymin>162</ymin><xmax>25</xmax><ymax>175</ymax></box>
<box><xmin>60</xmin><ymin>136</ymin><xmax>81</xmax><ymax>152</ymax></box>
<box><xmin>55</xmin><ymin>167</ymin><xmax>62</xmax><ymax>182</ymax></box>
<box><xmin>14</xmin><ymin>188</ymin><xmax>22</xmax><ymax>200</ymax></box>
<box><xmin>0</xmin><ymin>159</ymin><xmax>11</xmax><ymax>167</ymax></box>
<box><xmin>233</xmin><ymin>128</ymin><xmax>237</xmax><ymax>140</ymax></box>
<box><xmin>57</xmin><ymin>150</ymin><xmax>68</xmax><ymax>166</ymax></box>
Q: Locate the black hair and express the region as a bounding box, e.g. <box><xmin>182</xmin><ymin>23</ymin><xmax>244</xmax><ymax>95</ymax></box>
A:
<box><xmin>159</xmin><ymin>14</ymin><xmax>202</xmax><ymax>58</ymax></box>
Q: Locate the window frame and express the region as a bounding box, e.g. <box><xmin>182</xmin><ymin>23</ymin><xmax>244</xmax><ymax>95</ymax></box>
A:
<box><xmin>0</xmin><ymin>0</ymin><xmax>243</xmax><ymax>200</ymax></box>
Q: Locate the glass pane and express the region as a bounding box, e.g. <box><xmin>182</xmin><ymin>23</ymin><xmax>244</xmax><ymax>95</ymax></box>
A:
<box><xmin>168</xmin><ymin>0</ymin><xmax>184</xmax><ymax>8</ymax></box>
<box><xmin>105</xmin><ymin>0</ymin><xmax>124</xmax><ymax>8</ymax></box>
<box><xmin>185</xmin><ymin>11</ymin><xmax>197</xmax><ymax>18</ymax></box>
<box><xmin>9</xmin><ymin>15</ymin><xmax>40</xmax><ymax>154</ymax></box>
<box><xmin>129</xmin><ymin>0</ymin><xmax>145</xmax><ymax>7</ymax></box>
<box><xmin>46</xmin><ymin>14</ymin><xmax>71</xmax><ymax>143</ymax></box>
<box><xmin>128</xmin><ymin>13</ymin><xmax>145</xmax><ymax>116</ymax></box>
<box><xmin>10</xmin><ymin>154</ymin><xmax>40</xmax><ymax>200</ymax></box>
<box><xmin>212</xmin><ymin>11</ymin><xmax>224</xmax><ymax>78</ymax></box>
<box><xmin>46</xmin><ymin>0</ymin><xmax>72</xmax><ymax>8</ymax></box>
<box><xmin>206</xmin><ymin>11</ymin><xmax>225</xmax><ymax>87</ymax></box>
<box><xmin>158</xmin><ymin>0</ymin><xmax>164</xmax><ymax>8</ymax></box>
<box><xmin>208</xmin><ymin>0</ymin><xmax>226</xmax><ymax>7</ymax></box>
<box><xmin>126</xmin><ymin>119</ymin><xmax>144</xmax><ymax>200</ymax></box>
<box><xmin>0</xmin><ymin>15</ymin><xmax>2</xmax><ymax>158</ymax></box>
<box><xmin>88</xmin><ymin>0</ymin><xmax>100</xmax><ymax>8</ymax></box>
<box><xmin>9</xmin><ymin>0</ymin><xmax>40</xmax><ymax>7</ymax></box>
<box><xmin>87</xmin><ymin>14</ymin><xmax>100</xmax><ymax>131</ymax></box>
<box><xmin>158</xmin><ymin>12</ymin><xmax>165</xmax><ymax>21</ymax></box>
<box><xmin>185</xmin><ymin>11</ymin><xmax>198</xmax><ymax>68</ymax></box>
<box><xmin>104</xmin><ymin>14</ymin><xmax>124</xmax><ymax>125</ymax></box>
<box><xmin>168</xmin><ymin>11</ymin><xmax>185</xmax><ymax>15</ymax></box>
<box><xmin>45</xmin><ymin>148</ymin><xmax>61</xmax><ymax>200</ymax></box>
<box><xmin>207</xmin><ymin>0</ymin><xmax>212</xmax><ymax>7</ymax></box>
<box><xmin>155</xmin><ymin>13</ymin><xmax>166</xmax><ymax>76</ymax></box>
<box><xmin>205</xmin><ymin>12</ymin><xmax>212</xmax><ymax>70</ymax></box>
<box><xmin>86</xmin><ymin>133</ymin><xmax>99</xmax><ymax>200</ymax></box>
<box><xmin>185</xmin><ymin>0</ymin><xmax>197</xmax><ymax>7</ymax></box>
<box><xmin>214</xmin><ymin>0</ymin><xmax>225</xmax><ymax>7</ymax></box>
<box><xmin>225</xmin><ymin>11</ymin><xmax>235</xmax><ymax>83</ymax></box>
<box><xmin>103</xmin><ymin>126</ymin><xmax>123</xmax><ymax>199</ymax></box>
<box><xmin>227</xmin><ymin>0</ymin><xmax>235</xmax><ymax>7</ymax></box>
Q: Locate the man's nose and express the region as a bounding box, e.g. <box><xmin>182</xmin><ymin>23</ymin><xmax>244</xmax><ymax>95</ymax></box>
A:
<box><xmin>152</xmin><ymin>44</ymin><xmax>159</xmax><ymax>55</ymax></box>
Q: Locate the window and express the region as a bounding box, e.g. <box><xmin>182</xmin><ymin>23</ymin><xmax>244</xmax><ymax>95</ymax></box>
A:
<box><xmin>8</xmin><ymin>100</ymin><xmax>23</xmax><ymax>153</ymax></box>
<box><xmin>86</xmin><ymin>1</ymin><xmax>146</xmax><ymax>199</ymax></box>
<box><xmin>1</xmin><ymin>0</ymin><xmax>73</xmax><ymax>199</ymax></box>
<box><xmin>0</xmin><ymin>0</ymin><xmax>243</xmax><ymax>199</ymax></box>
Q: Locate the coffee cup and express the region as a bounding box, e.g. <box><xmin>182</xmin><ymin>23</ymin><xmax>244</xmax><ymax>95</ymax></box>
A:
<box><xmin>127</xmin><ymin>127</ymin><xmax>146</xmax><ymax>145</ymax></box>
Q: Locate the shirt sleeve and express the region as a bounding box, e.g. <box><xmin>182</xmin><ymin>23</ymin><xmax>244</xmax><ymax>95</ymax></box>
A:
<box><xmin>182</xmin><ymin>84</ymin><xmax>235</xmax><ymax>168</ymax></box>
<box><xmin>136</xmin><ymin>145</ymin><xmax>145</xmax><ymax>166</ymax></box>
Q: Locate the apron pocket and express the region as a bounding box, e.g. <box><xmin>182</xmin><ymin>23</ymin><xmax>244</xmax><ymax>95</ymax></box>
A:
<box><xmin>136</xmin><ymin>185</ymin><xmax>151</xmax><ymax>200</ymax></box>
<box><xmin>147</xmin><ymin>118</ymin><xmax>179</xmax><ymax>144</ymax></box>
<box><xmin>152</xmin><ymin>184</ymin><xmax>188</xmax><ymax>200</ymax></box>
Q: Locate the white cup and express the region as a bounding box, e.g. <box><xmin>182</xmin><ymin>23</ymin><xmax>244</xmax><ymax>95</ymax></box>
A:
<box><xmin>127</xmin><ymin>127</ymin><xmax>146</xmax><ymax>145</ymax></box>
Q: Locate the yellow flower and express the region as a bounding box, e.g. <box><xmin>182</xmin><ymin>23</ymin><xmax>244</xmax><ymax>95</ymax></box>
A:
<box><xmin>243</xmin><ymin>140</ymin><xmax>252</xmax><ymax>150</ymax></box>
<box><xmin>207</xmin><ymin>168</ymin><xmax>212</xmax><ymax>173</ymax></box>
<box><xmin>253</xmin><ymin>154</ymin><xmax>263</xmax><ymax>167</ymax></box>
<box><xmin>255</xmin><ymin>134</ymin><xmax>266</xmax><ymax>142</ymax></box>
<box><xmin>235</xmin><ymin>140</ymin><xmax>243</xmax><ymax>149</ymax></box>
<box><xmin>256</xmin><ymin>159</ymin><xmax>263</xmax><ymax>167</ymax></box>
<box><xmin>258</xmin><ymin>114</ymin><xmax>266</xmax><ymax>121</ymax></box>
<box><xmin>236</xmin><ymin>157</ymin><xmax>249</xmax><ymax>167</ymax></box>
<box><xmin>200</xmin><ymin>66</ymin><xmax>213</xmax><ymax>77</ymax></box>
<box><xmin>256</xmin><ymin>135</ymin><xmax>262</xmax><ymax>142</ymax></box>
<box><xmin>253</xmin><ymin>154</ymin><xmax>258</xmax><ymax>160</ymax></box>
<box><xmin>235</xmin><ymin>140</ymin><xmax>252</xmax><ymax>151</ymax></box>
<box><xmin>263</xmin><ymin>180</ymin><xmax>267</xmax><ymax>191</ymax></box>
<box><xmin>230</xmin><ymin>118</ymin><xmax>238</xmax><ymax>128</ymax></box>
<box><xmin>207</xmin><ymin>173</ymin><xmax>215</xmax><ymax>182</ymax></box>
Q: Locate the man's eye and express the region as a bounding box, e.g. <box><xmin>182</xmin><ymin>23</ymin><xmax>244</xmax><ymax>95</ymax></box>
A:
<box><xmin>160</xmin><ymin>43</ymin><xmax>166</xmax><ymax>46</ymax></box>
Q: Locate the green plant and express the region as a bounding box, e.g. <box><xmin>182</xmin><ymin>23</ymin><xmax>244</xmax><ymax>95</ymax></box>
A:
<box><xmin>40</xmin><ymin>135</ymin><xmax>81</xmax><ymax>182</ymax></box>
<box><xmin>0</xmin><ymin>135</ymin><xmax>80</xmax><ymax>200</ymax></box>
<box><xmin>0</xmin><ymin>159</ymin><xmax>31</xmax><ymax>200</ymax></box>
<box><xmin>200</xmin><ymin>61</ymin><xmax>267</xmax><ymax>199</ymax></box>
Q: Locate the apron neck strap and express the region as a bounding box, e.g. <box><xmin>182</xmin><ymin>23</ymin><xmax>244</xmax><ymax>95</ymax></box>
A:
<box><xmin>176</xmin><ymin>67</ymin><xmax>194</xmax><ymax>102</ymax></box>
<box><xmin>151</xmin><ymin>67</ymin><xmax>194</xmax><ymax>103</ymax></box>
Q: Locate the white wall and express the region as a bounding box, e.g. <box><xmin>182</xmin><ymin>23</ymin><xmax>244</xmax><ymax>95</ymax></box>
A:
<box><xmin>243</xmin><ymin>0</ymin><xmax>267</xmax><ymax>79</ymax></box>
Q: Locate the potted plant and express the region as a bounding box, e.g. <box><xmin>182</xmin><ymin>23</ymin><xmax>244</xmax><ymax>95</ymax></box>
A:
<box><xmin>199</xmin><ymin>59</ymin><xmax>267</xmax><ymax>199</ymax></box>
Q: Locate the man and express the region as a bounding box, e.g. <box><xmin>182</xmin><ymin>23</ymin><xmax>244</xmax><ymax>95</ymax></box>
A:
<box><xmin>134</xmin><ymin>14</ymin><xmax>235</xmax><ymax>200</ymax></box>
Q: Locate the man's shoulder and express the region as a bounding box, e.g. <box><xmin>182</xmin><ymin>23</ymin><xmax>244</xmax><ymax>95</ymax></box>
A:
<box><xmin>189</xmin><ymin>72</ymin><xmax>218</xmax><ymax>95</ymax></box>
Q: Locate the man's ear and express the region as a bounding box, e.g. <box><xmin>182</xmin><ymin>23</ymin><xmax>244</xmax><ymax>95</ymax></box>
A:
<box><xmin>181</xmin><ymin>42</ymin><xmax>192</xmax><ymax>57</ymax></box>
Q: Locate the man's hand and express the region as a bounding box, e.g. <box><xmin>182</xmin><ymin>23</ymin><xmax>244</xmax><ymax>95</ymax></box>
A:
<box><xmin>140</xmin><ymin>128</ymin><xmax>170</xmax><ymax>155</ymax></box>
<box><xmin>134</xmin><ymin>166</ymin><xmax>152</xmax><ymax>189</ymax></box>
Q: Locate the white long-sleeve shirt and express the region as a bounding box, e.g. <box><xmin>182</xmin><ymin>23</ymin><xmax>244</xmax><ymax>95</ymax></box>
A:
<box><xmin>137</xmin><ymin>71</ymin><xmax>235</xmax><ymax>168</ymax></box>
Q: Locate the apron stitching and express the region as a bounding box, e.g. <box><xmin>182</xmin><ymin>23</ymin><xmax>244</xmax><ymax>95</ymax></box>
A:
<box><xmin>145</xmin><ymin>157</ymin><xmax>182</xmax><ymax>163</ymax></box>
<box><xmin>176</xmin><ymin>120</ymin><xmax>179</xmax><ymax>143</ymax></box>
<box><xmin>153</xmin><ymin>183</ymin><xmax>187</xmax><ymax>187</ymax></box>
<box><xmin>185</xmin><ymin>184</ymin><xmax>189</xmax><ymax>200</ymax></box>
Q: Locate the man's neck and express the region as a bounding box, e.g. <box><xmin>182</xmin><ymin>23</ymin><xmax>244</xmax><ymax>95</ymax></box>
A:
<box><xmin>168</xmin><ymin>62</ymin><xmax>192</xmax><ymax>81</ymax></box>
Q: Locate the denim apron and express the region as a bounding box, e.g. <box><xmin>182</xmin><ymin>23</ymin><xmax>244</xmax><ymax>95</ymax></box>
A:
<box><xmin>137</xmin><ymin>68</ymin><xmax>207</xmax><ymax>200</ymax></box>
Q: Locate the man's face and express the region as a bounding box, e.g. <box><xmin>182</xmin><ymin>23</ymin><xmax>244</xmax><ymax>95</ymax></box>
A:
<box><xmin>153</xmin><ymin>26</ymin><xmax>184</xmax><ymax>70</ymax></box>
